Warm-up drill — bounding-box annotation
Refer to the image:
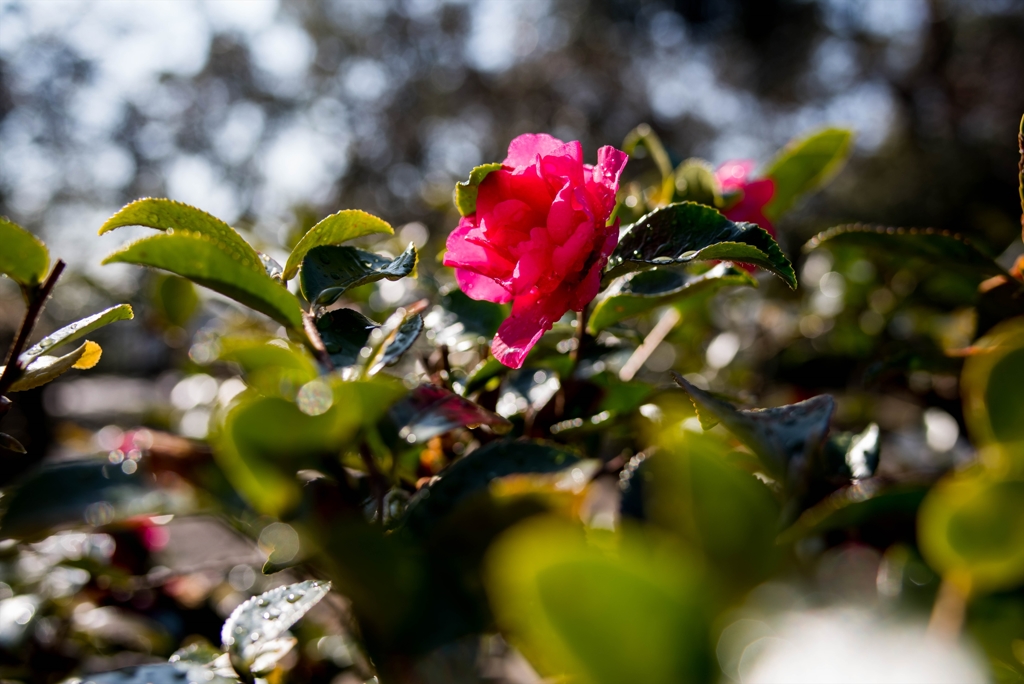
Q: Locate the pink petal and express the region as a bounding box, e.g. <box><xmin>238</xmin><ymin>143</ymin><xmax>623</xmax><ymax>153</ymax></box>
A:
<box><xmin>455</xmin><ymin>268</ymin><xmax>512</xmax><ymax>303</ymax></box>
<box><xmin>443</xmin><ymin>218</ymin><xmax>515</xmax><ymax>277</ymax></box>
<box><xmin>715</xmin><ymin>160</ymin><xmax>756</xmax><ymax>190</ymax></box>
<box><xmin>592</xmin><ymin>146</ymin><xmax>629</xmax><ymax>190</ymax></box>
<box><xmin>491</xmin><ymin>293</ymin><xmax>570</xmax><ymax>369</ymax></box>
<box><xmin>505</xmin><ymin>133</ymin><xmax>566</xmax><ymax>169</ymax></box>
<box><xmin>570</xmin><ymin>228</ymin><xmax>618</xmax><ymax>310</ymax></box>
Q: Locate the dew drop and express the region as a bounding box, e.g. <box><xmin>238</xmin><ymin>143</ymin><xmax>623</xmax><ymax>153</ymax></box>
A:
<box><xmin>250</xmin><ymin>631</ymin><xmax>261</xmax><ymax>642</ymax></box>
<box><xmin>257</xmin><ymin>598</ymin><xmax>269</xmax><ymax>607</ymax></box>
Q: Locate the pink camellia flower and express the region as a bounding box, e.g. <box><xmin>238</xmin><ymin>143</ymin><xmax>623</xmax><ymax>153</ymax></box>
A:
<box><xmin>444</xmin><ymin>134</ymin><xmax>629</xmax><ymax>369</ymax></box>
<box><xmin>714</xmin><ymin>160</ymin><xmax>776</xmax><ymax>235</ymax></box>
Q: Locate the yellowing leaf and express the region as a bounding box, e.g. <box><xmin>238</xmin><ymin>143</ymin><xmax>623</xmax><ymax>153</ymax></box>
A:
<box><xmin>4</xmin><ymin>341</ymin><xmax>101</xmax><ymax>392</ymax></box>
<box><xmin>72</xmin><ymin>340</ymin><xmax>102</xmax><ymax>369</ymax></box>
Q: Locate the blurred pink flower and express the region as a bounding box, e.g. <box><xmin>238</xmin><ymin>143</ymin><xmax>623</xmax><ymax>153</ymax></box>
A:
<box><xmin>444</xmin><ymin>134</ymin><xmax>628</xmax><ymax>368</ymax></box>
<box><xmin>715</xmin><ymin>160</ymin><xmax>776</xmax><ymax>235</ymax></box>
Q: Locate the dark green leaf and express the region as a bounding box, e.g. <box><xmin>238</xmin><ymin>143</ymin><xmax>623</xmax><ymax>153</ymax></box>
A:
<box><xmin>763</xmin><ymin>127</ymin><xmax>853</xmax><ymax>221</ymax></box>
<box><xmin>103</xmin><ymin>231</ymin><xmax>304</xmax><ymax>330</ymax></box>
<box><xmin>0</xmin><ymin>459</ymin><xmax>179</xmax><ymax>541</ymax></box>
<box><xmin>0</xmin><ymin>432</ymin><xmax>26</xmax><ymax>453</ymax></box>
<box><xmin>284</xmin><ymin>209</ymin><xmax>394</xmax><ymax>280</ymax></box>
<box><xmin>317</xmin><ymin>308</ymin><xmax>422</xmax><ymax>369</ymax></box>
<box><xmin>821</xmin><ymin>423</ymin><xmax>880</xmax><ymax>482</ymax></box>
<box><xmin>606</xmin><ymin>202</ymin><xmax>797</xmax><ymax>289</ymax></box>
<box><xmin>386</xmin><ymin>384</ymin><xmax>511</xmax><ymax>446</ymax></box>
<box><xmin>399</xmin><ymin>440</ymin><xmax>580</xmax><ymax>537</ymax></box>
<box><xmin>20</xmin><ymin>304</ymin><xmax>133</xmax><ymax>364</ymax></box>
<box><xmin>804</xmin><ymin>224</ymin><xmax>1012</xmax><ymax>283</ymax></box>
<box><xmin>589</xmin><ymin>263</ymin><xmax>757</xmax><ymax>333</ymax></box>
<box><xmin>671</xmin><ymin>373</ymin><xmax>834</xmax><ymax>483</ymax></box>
<box><xmin>454</xmin><ymin>162</ymin><xmax>503</xmax><ymax>217</ymax></box>
<box><xmin>99</xmin><ymin>197</ymin><xmax>261</xmax><ymax>265</ymax></box>
<box><xmin>672</xmin><ymin>158</ymin><xmax>720</xmax><ymax>207</ymax></box>
<box><xmin>429</xmin><ymin>288</ymin><xmax>508</xmax><ymax>352</ymax></box>
<box><xmin>0</xmin><ymin>216</ymin><xmax>49</xmax><ymax>288</ymax></box>
<box><xmin>777</xmin><ymin>484</ymin><xmax>927</xmax><ymax>544</ymax></box>
<box><xmin>5</xmin><ymin>340</ymin><xmax>102</xmax><ymax>392</ymax></box>
<box><xmin>222</xmin><ymin>579</ymin><xmax>331</xmax><ymax>677</ymax></box>
<box><xmin>299</xmin><ymin>243</ymin><xmax>417</xmax><ymax>307</ymax></box>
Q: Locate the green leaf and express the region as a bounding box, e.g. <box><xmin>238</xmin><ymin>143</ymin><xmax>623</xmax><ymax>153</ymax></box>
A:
<box><xmin>317</xmin><ymin>308</ymin><xmax>422</xmax><ymax>369</ymax></box>
<box><xmin>820</xmin><ymin>423</ymin><xmax>880</xmax><ymax>482</ymax></box>
<box><xmin>762</xmin><ymin>127</ymin><xmax>853</xmax><ymax>221</ymax></box>
<box><xmin>399</xmin><ymin>440</ymin><xmax>580</xmax><ymax>537</ymax></box>
<box><xmin>222</xmin><ymin>579</ymin><xmax>331</xmax><ymax>678</ymax></box>
<box><xmin>99</xmin><ymin>198</ymin><xmax>261</xmax><ymax>266</ymax></box>
<box><xmin>4</xmin><ymin>340</ymin><xmax>102</xmax><ymax>392</ymax></box>
<box><xmin>283</xmin><ymin>209</ymin><xmax>394</xmax><ymax>280</ymax></box>
<box><xmin>0</xmin><ymin>216</ymin><xmax>49</xmax><ymax>288</ymax></box>
<box><xmin>672</xmin><ymin>158</ymin><xmax>720</xmax><ymax>207</ymax></box>
<box><xmin>485</xmin><ymin>518</ymin><xmax>711</xmax><ymax>684</ymax></box>
<box><xmin>152</xmin><ymin>274</ymin><xmax>200</xmax><ymax>327</ymax></box>
<box><xmin>0</xmin><ymin>458</ymin><xmax>180</xmax><ymax>541</ymax></box>
<box><xmin>671</xmin><ymin>373</ymin><xmax>834</xmax><ymax>483</ymax></box>
<box><xmin>606</xmin><ymin>202</ymin><xmax>797</xmax><ymax>289</ymax></box>
<box><xmin>623</xmin><ymin>124</ymin><xmax>672</xmax><ymax>179</ymax></box>
<box><xmin>454</xmin><ymin>162</ymin><xmax>504</xmax><ymax>217</ymax></box>
<box><xmin>624</xmin><ymin>433</ymin><xmax>782</xmax><ymax>592</ymax></box>
<box><xmin>212</xmin><ymin>378</ymin><xmax>404</xmax><ymax>516</ymax></box>
<box><xmin>804</xmin><ymin>224</ymin><xmax>1012</xmax><ymax>283</ymax></box>
<box><xmin>217</xmin><ymin>337</ymin><xmax>319</xmax><ymax>395</ymax></box>
<box><xmin>300</xmin><ymin>243</ymin><xmax>417</xmax><ymax>307</ymax></box>
<box><xmin>588</xmin><ymin>263</ymin><xmax>757</xmax><ymax>333</ymax></box>
<box><xmin>20</xmin><ymin>304</ymin><xmax>133</xmax><ymax>364</ymax></box>
<box><xmin>356</xmin><ymin>305</ymin><xmax>425</xmax><ymax>377</ymax></box>
<box><xmin>919</xmin><ymin>474</ymin><xmax>1024</xmax><ymax>593</ymax></box>
<box><xmin>962</xmin><ymin>318</ymin><xmax>1024</xmax><ymax>459</ymax></box>
<box><xmin>0</xmin><ymin>432</ymin><xmax>26</xmax><ymax>453</ymax></box>
<box><xmin>385</xmin><ymin>384</ymin><xmax>511</xmax><ymax>446</ymax></box>
<box><xmin>778</xmin><ymin>485</ymin><xmax>927</xmax><ymax>544</ymax></box>
<box><xmin>103</xmin><ymin>231</ymin><xmax>304</xmax><ymax>330</ymax></box>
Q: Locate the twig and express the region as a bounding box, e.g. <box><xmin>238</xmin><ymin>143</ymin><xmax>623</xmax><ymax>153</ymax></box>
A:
<box><xmin>302</xmin><ymin>311</ymin><xmax>335</xmax><ymax>371</ymax></box>
<box><xmin>619</xmin><ymin>307</ymin><xmax>681</xmax><ymax>382</ymax></box>
<box><xmin>359</xmin><ymin>442</ymin><xmax>386</xmax><ymax>524</ymax></box>
<box><xmin>927</xmin><ymin>573</ymin><xmax>970</xmax><ymax>641</ymax></box>
<box><xmin>0</xmin><ymin>260</ymin><xmax>66</xmax><ymax>395</ymax></box>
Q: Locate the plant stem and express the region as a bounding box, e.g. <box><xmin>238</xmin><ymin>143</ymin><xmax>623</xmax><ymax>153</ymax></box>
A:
<box><xmin>302</xmin><ymin>311</ymin><xmax>335</xmax><ymax>371</ymax></box>
<box><xmin>0</xmin><ymin>260</ymin><xmax>66</xmax><ymax>395</ymax></box>
<box><xmin>359</xmin><ymin>442</ymin><xmax>386</xmax><ymax>524</ymax></box>
<box><xmin>927</xmin><ymin>573</ymin><xmax>970</xmax><ymax>641</ymax></box>
<box><xmin>619</xmin><ymin>306</ymin><xmax>681</xmax><ymax>382</ymax></box>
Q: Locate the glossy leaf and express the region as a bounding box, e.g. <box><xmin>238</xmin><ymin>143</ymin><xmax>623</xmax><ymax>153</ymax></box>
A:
<box><xmin>804</xmin><ymin>224</ymin><xmax>1012</xmax><ymax>282</ymax></box>
<box><xmin>399</xmin><ymin>440</ymin><xmax>580</xmax><ymax>537</ymax></box>
<box><xmin>99</xmin><ymin>197</ymin><xmax>261</xmax><ymax>265</ymax></box>
<box><xmin>962</xmin><ymin>318</ymin><xmax>1024</xmax><ymax>458</ymax></box>
<box><xmin>762</xmin><ymin>127</ymin><xmax>853</xmax><ymax>221</ymax></box>
<box><xmin>222</xmin><ymin>579</ymin><xmax>331</xmax><ymax>677</ymax></box>
<box><xmin>0</xmin><ymin>458</ymin><xmax>178</xmax><ymax>540</ymax></box>
<box><xmin>820</xmin><ymin>423</ymin><xmax>880</xmax><ymax>482</ymax></box>
<box><xmin>778</xmin><ymin>484</ymin><xmax>927</xmax><ymax>544</ymax></box>
<box><xmin>80</xmin><ymin>663</ymin><xmax>239</xmax><ymax>684</ymax></box>
<box><xmin>454</xmin><ymin>162</ymin><xmax>503</xmax><ymax>217</ymax></box>
<box><xmin>318</xmin><ymin>307</ymin><xmax>422</xmax><ymax>369</ymax></box>
<box><xmin>284</xmin><ymin>209</ymin><xmax>394</xmax><ymax>280</ymax></box>
<box><xmin>0</xmin><ymin>216</ymin><xmax>49</xmax><ymax>288</ymax></box>
<box><xmin>358</xmin><ymin>306</ymin><xmax>425</xmax><ymax>376</ymax></box>
<box><xmin>212</xmin><ymin>378</ymin><xmax>404</xmax><ymax>516</ymax></box>
<box><xmin>20</xmin><ymin>304</ymin><xmax>133</xmax><ymax>364</ymax></box>
<box><xmin>0</xmin><ymin>432</ymin><xmax>26</xmax><ymax>453</ymax></box>
<box><xmin>672</xmin><ymin>158</ymin><xmax>720</xmax><ymax>207</ymax></box>
<box><xmin>4</xmin><ymin>340</ymin><xmax>101</xmax><ymax>392</ymax></box>
<box><xmin>589</xmin><ymin>263</ymin><xmax>757</xmax><ymax>333</ymax></box>
<box><xmin>103</xmin><ymin>231</ymin><xmax>304</xmax><ymax>330</ymax></box>
<box><xmin>919</xmin><ymin>475</ymin><xmax>1024</xmax><ymax>593</ymax></box>
<box><xmin>386</xmin><ymin>384</ymin><xmax>511</xmax><ymax>446</ymax></box>
<box><xmin>672</xmin><ymin>373</ymin><xmax>834</xmax><ymax>483</ymax></box>
<box><xmin>606</xmin><ymin>202</ymin><xmax>797</xmax><ymax>288</ymax></box>
<box><xmin>428</xmin><ymin>288</ymin><xmax>508</xmax><ymax>352</ymax></box>
<box><xmin>299</xmin><ymin>243</ymin><xmax>417</xmax><ymax>307</ymax></box>
<box><xmin>485</xmin><ymin>517</ymin><xmax>711</xmax><ymax>684</ymax></box>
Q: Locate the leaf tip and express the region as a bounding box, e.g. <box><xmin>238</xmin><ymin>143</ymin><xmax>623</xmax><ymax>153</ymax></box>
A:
<box><xmin>73</xmin><ymin>341</ymin><xmax>102</xmax><ymax>370</ymax></box>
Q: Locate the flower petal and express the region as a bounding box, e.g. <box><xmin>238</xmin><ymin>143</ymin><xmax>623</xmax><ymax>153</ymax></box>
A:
<box><xmin>505</xmin><ymin>133</ymin><xmax>567</xmax><ymax>169</ymax></box>
<box><xmin>455</xmin><ymin>268</ymin><xmax>512</xmax><ymax>303</ymax></box>
<box><xmin>490</xmin><ymin>293</ymin><xmax>569</xmax><ymax>369</ymax></box>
